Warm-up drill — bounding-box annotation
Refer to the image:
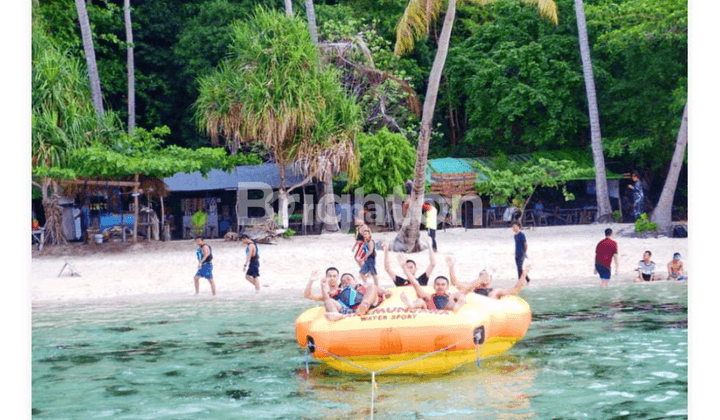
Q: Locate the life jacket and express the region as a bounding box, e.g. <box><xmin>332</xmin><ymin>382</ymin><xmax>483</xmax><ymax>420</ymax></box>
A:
<box><xmin>424</xmin><ymin>292</ymin><xmax>450</xmax><ymax>310</ymax></box>
<box><xmin>362</xmin><ymin>240</ymin><xmax>376</xmax><ymax>259</ymax></box>
<box><xmin>335</xmin><ymin>285</ymin><xmax>366</xmax><ymax>310</ymax></box>
<box><xmin>196</xmin><ymin>245</ymin><xmax>213</xmax><ymax>264</ymax></box>
<box><xmin>245</xmin><ymin>240</ymin><xmax>259</xmax><ymax>261</ymax></box>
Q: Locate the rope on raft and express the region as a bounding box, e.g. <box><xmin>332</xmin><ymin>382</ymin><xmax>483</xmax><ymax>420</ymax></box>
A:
<box><xmin>304</xmin><ymin>333</ymin><xmax>484</xmax><ymax>420</ymax></box>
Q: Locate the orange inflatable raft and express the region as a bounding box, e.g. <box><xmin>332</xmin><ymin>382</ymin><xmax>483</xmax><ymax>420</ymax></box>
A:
<box><xmin>295</xmin><ymin>285</ymin><xmax>531</xmax><ymax>374</ymax></box>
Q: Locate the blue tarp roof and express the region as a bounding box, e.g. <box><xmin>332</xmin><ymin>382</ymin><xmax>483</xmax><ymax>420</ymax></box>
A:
<box><xmin>425</xmin><ymin>150</ymin><xmax>623</xmax><ymax>185</ymax></box>
<box><xmin>163</xmin><ymin>164</ymin><xmax>306</xmax><ymax>192</ymax></box>
<box><xmin>424</xmin><ymin>158</ymin><xmax>490</xmax><ymax>185</ymax></box>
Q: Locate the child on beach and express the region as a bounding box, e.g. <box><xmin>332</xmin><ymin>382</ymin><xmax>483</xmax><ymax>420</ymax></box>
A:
<box><xmin>351</xmin><ymin>217</ymin><xmax>369</xmax><ymax>261</ymax></box>
<box><xmin>356</xmin><ymin>229</ymin><xmax>379</xmax><ymax>286</ymax></box>
<box><xmin>667</xmin><ymin>253</ymin><xmax>686</xmax><ymax>281</ymax></box>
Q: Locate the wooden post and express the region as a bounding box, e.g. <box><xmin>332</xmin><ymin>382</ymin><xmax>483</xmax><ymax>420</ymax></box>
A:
<box><xmin>133</xmin><ymin>173</ymin><xmax>139</xmax><ymax>243</ymax></box>
<box><xmin>160</xmin><ymin>196</ymin><xmax>165</xmax><ymax>241</ymax></box>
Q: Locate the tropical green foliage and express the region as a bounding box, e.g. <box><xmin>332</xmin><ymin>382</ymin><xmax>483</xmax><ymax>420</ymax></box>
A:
<box><xmin>194</xmin><ymin>6</ymin><xmax>363</xmax><ymax>181</ymax></box>
<box><xmin>634</xmin><ymin>213</ymin><xmax>658</xmax><ymax>233</ymax></box>
<box><xmin>474</xmin><ymin>156</ymin><xmax>593</xmax><ymax>208</ymax></box>
<box><xmin>32</xmin><ymin>0</ymin><xmax>688</xmax><ymax>215</ymax></box>
<box><xmin>442</xmin><ymin>0</ymin><xmax>585</xmax><ymax>156</ymax></box>
<box><xmin>32</xmin><ymin>10</ymin><xmax>120</xmax><ymax>171</ymax></box>
<box><xmin>355</xmin><ymin>127</ymin><xmax>416</xmax><ymax>196</ymax></box>
<box><xmin>33</xmin><ymin>126</ymin><xmax>261</xmax><ymax>180</ymax></box>
<box><xmin>586</xmin><ymin>0</ymin><xmax>687</xmax><ymax>172</ymax></box>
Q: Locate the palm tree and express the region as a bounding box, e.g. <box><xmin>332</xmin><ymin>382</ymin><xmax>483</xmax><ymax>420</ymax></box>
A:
<box><xmin>651</xmin><ymin>102</ymin><xmax>687</xmax><ymax>233</ymax></box>
<box><xmin>392</xmin><ymin>0</ymin><xmax>558</xmax><ymax>252</ymax></box>
<box><xmin>195</xmin><ymin>7</ymin><xmax>362</xmax><ymax>229</ymax></box>
<box><xmin>32</xmin><ymin>13</ymin><xmax>101</xmax><ymax>245</ymax></box>
<box><xmin>574</xmin><ymin>0</ymin><xmax>612</xmax><ymax>222</ymax></box>
<box><xmin>124</xmin><ymin>0</ymin><xmax>136</xmax><ymax>134</ymax></box>
<box><xmin>305</xmin><ymin>0</ymin><xmax>318</xmax><ymax>45</ymax></box>
<box><xmin>74</xmin><ymin>0</ymin><xmax>104</xmax><ymax>119</ymax></box>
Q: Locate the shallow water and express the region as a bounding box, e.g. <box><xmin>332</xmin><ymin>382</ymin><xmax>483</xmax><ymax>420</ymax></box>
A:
<box><xmin>32</xmin><ymin>282</ymin><xmax>687</xmax><ymax>419</ymax></box>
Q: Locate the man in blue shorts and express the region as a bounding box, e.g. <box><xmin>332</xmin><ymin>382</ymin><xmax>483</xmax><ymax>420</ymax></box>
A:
<box><xmin>194</xmin><ymin>237</ymin><xmax>216</xmax><ymax>295</ymax></box>
<box><xmin>594</xmin><ymin>228</ymin><xmax>619</xmax><ymax>288</ymax></box>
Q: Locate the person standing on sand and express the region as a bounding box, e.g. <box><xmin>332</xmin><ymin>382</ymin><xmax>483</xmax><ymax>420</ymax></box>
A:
<box><xmin>240</xmin><ymin>234</ymin><xmax>261</xmax><ymax>292</ymax></box>
<box><xmin>512</xmin><ymin>222</ymin><xmax>530</xmax><ymax>284</ymax></box>
<box><xmin>423</xmin><ymin>200</ymin><xmax>438</xmax><ymax>251</ymax></box>
<box><xmin>594</xmin><ymin>228</ymin><xmax>619</xmax><ymax>288</ymax></box>
<box><xmin>194</xmin><ymin>237</ymin><xmax>216</xmax><ymax>296</ymax></box>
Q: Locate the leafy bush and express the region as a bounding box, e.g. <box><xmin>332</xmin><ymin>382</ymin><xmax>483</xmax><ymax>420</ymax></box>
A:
<box><xmin>634</xmin><ymin>213</ymin><xmax>658</xmax><ymax>233</ymax></box>
<box><xmin>283</xmin><ymin>228</ymin><xmax>296</xmax><ymax>238</ymax></box>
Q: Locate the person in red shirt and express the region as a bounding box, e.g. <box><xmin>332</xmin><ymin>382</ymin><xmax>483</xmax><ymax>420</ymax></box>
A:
<box><xmin>594</xmin><ymin>228</ymin><xmax>619</xmax><ymax>288</ymax></box>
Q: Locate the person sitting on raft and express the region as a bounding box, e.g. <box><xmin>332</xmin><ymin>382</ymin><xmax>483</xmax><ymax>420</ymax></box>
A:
<box><xmin>398</xmin><ymin>254</ymin><xmax>469</xmax><ymax>311</ymax></box>
<box><xmin>448</xmin><ymin>256</ymin><xmax>530</xmax><ymax>299</ymax></box>
<box><xmin>321</xmin><ymin>273</ymin><xmax>387</xmax><ymax>321</ymax></box>
<box><xmin>383</xmin><ymin>234</ymin><xmax>436</xmax><ymax>286</ymax></box>
<box><xmin>304</xmin><ymin>267</ymin><xmax>340</xmax><ymax>302</ymax></box>
<box><xmin>356</xmin><ymin>229</ymin><xmax>379</xmax><ymax>286</ymax></box>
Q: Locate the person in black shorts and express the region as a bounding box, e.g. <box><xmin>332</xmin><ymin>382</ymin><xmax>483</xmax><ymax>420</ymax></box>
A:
<box><xmin>382</xmin><ymin>234</ymin><xmax>436</xmax><ymax>286</ymax></box>
<box><xmin>240</xmin><ymin>234</ymin><xmax>261</xmax><ymax>292</ymax></box>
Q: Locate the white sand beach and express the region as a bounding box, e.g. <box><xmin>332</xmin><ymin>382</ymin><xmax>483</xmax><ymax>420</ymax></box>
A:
<box><xmin>30</xmin><ymin>224</ymin><xmax>689</xmax><ymax>304</ymax></box>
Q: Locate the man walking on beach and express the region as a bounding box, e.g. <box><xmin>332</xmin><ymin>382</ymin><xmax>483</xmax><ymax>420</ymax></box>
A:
<box><xmin>241</xmin><ymin>234</ymin><xmax>261</xmax><ymax>292</ymax></box>
<box><xmin>512</xmin><ymin>222</ymin><xmax>530</xmax><ymax>283</ymax></box>
<box><xmin>594</xmin><ymin>228</ymin><xmax>619</xmax><ymax>288</ymax></box>
<box><xmin>194</xmin><ymin>237</ymin><xmax>216</xmax><ymax>295</ymax></box>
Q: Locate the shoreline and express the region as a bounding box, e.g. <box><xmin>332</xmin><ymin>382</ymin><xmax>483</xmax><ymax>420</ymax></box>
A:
<box><xmin>31</xmin><ymin>223</ymin><xmax>689</xmax><ymax>306</ymax></box>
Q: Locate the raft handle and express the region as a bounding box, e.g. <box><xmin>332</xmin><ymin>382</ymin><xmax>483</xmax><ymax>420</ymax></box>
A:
<box><xmin>473</xmin><ymin>326</ymin><xmax>485</xmax><ymax>345</ymax></box>
<box><xmin>306</xmin><ymin>335</ymin><xmax>316</xmax><ymax>353</ymax></box>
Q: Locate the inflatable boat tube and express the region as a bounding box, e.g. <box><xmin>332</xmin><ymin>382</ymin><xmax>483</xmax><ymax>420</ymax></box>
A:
<box><xmin>295</xmin><ymin>285</ymin><xmax>531</xmax><ymax>374</ymax></box>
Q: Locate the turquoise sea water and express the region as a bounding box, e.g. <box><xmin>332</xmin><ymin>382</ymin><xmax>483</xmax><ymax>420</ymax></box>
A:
<box><xmin>32</xmin><ymin>282</ymin><xmax>687</xmax><ymax>419</ymax></box>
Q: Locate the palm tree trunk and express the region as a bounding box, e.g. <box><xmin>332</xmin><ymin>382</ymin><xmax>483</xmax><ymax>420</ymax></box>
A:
<box><xmin>305</xmin><ymin>0</ymin><xmax>318</xmax><ymax>45</ymax></box>
<box><xmin>651</xmin><ymin>102</ymin><xmax>687</xmax><ymax>233</ymax></box>
<box><xmin>322</xmin><ymin>162</ymin><xmax>340</xmax><ymax>232</ymax></box>
<box><xmin>43</xmin><ymin>180</ymin><xmax>68</xmax><ymax>246</ymax></box>
<box><xmin>124</xmin><ymin>0</ymin><xmax>135</xmax><ymax>134</ymax></box>
<box><xmin>394</xmin><ymin>0</ymin><xmax>456</xmax><ymax>252</ymax></box>
<box><xmin>574</xmin><ymin>0</ymin><xmax>612</xmax><ymax>222</ymax></box>
<box><xmin>75</xmin><ymin>0</ymin><xmax>104</xmax><ymax>119</ymax></box>
<box><xmin>284</xmin><ymin>0</ymin><xmax>294</xmax><ymax>17</ymax></box>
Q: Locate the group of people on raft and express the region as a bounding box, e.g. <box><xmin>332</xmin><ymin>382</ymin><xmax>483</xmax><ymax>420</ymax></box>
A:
<box><xmin>304</xmin><ymin>218</ymin><xmax>530</xmax><ymax>321</ymax></box>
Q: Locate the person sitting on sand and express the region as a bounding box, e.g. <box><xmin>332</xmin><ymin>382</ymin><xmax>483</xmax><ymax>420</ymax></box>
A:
<box><xmin>321</xmin><ymin>273</ymin><xmax>384</xmax><ymax>321</ymax></box>
<box><xmin>398</xmin><ymin>254</ymin><xmax>468</xmax><ymax>311</ymax></box>
<box><xmin>304</xmin><ymin>267</ymin><xmax>340</xmax><ymax>302</ymax></box>
<box><xmin>351</xmin><ymin>217</ymin><xmax>370</xmax><ymax>261</ymax></box>
<box><xmin>447</xmin><ymin>255</ymin><xmax>530</xmax><ymax>299</ymax></box>
<box><xmin>634</xmin><ymin>250</ymin><xmax>662</xmax><ymax>282</ymax></box>
<box><xmin>240</xmin><ymin>234</ymin><xmax>261</xmax><ymax>292</ymax></box>
<box><xmin>193</xmin><ymin>236</ymin><xmax>216</xmax><ymax>296</ymax></box>
<box><xmin>383</xmin><ymin>234</ymin><xmax>436</xmax><ymax>286</ymax></box>
<box><xmin>356</xmin><ymin>229</ymin><xmax>379</xmax><ymax>286</ymax></box>
<box><xmin>667</xmin><ymin>253</ymin><xmax>686</xmax><ymax>281</ymax></box>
